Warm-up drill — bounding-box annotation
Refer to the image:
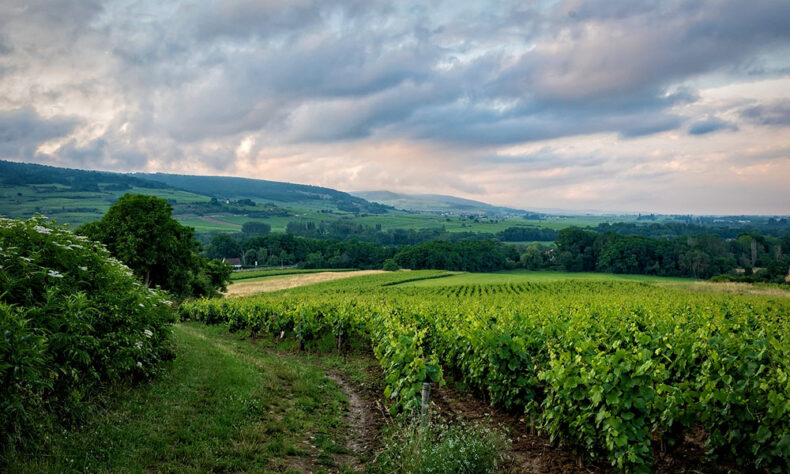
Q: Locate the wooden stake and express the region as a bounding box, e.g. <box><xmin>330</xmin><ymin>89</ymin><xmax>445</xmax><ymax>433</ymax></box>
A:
<box><xmin>421</xmin><ymin>383</ymin><xmax>431</xmax><ymax>425</ymax></box>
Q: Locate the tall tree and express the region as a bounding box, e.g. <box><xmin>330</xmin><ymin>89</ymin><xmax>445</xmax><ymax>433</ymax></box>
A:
<box><xmin>80</xmin><ymin>193</ymin><xmax>230</xmax><ymax>298</ymax></box>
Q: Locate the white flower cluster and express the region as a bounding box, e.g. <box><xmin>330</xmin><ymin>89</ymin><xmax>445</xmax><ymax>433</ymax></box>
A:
<box><xmin>33</xmin><ymin>225</ymin><xmax>52</xmax><ymax>234</ymax></box>
<box><xmin>143</xmin><ymin>329</ymin><xmax>153</xmax><ymax>338</ymax></box>
<box><xmin>47</xmin><ymin>270</ymin><xmax>64</xmax><ymax>278</ymax></box>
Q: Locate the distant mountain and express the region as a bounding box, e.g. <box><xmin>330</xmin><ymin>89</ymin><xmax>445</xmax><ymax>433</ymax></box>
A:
<box><xmin>353</xmin><ymin>190</ymin><xmax>532</xmax><ymax>217</ymax></box>
<box><xmin>136</xmin><ymin>173</ymin><xmax>390</xmax><ymax>214</ymax></box>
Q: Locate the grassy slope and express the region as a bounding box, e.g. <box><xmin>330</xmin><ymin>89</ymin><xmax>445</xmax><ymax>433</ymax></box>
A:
<box><xmin>3</xmin><ymin>181</ymin><xmax>638</xmax><ymax>236</ymax></box>
<box><xmin>6</xmin><ymin>323</ymin><xmax>371</xmax><ymax>473</ymax></box>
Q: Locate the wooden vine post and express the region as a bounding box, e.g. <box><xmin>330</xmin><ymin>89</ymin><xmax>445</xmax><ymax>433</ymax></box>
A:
<box><xmin>421</xmin><ymin>382</ymin><xmax>431</xmax><ymax>425</ymax></box>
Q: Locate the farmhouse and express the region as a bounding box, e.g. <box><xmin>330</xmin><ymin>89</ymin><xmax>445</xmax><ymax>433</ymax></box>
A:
<box><xmin>223</xmin><ymin>257</ymin><xmax>242</xmax><ymax>269</ymax></box>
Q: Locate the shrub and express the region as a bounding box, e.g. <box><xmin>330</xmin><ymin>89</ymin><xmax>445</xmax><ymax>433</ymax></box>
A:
<box><xmin>0</xmin><ymin>216</ymin><xmax>175</xmax><ymax>448</ymax></box>
<box><xmin>382</xmin><ymin>258</ymin><xmax>400</xmax><ymax>271</ymax></box>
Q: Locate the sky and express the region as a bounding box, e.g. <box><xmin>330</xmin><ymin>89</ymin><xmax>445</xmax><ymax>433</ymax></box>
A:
<box><xmin>1</xmin><ymin>0</ymin><xmax>789</xmax><ymax>215</ymax></box>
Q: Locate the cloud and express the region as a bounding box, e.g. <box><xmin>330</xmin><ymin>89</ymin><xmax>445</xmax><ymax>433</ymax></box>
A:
<box><xmin>688</xmin><ymin>117</ymin><xmax>738</xmax><ymax>136</ymax></box>
<box><xmin>739</xmin><ymin>99</ymin><xmax>790</xmax><ymax>126</ymax></box>
<box><xmin>0</xmin><ymin>107</ymin><xmax>79</xmax><ymax>159</ymax></box>
<box><xmin>0</xmin><ymin>0</ymin><xmax>789</xmax><ymax>213</ymax></box>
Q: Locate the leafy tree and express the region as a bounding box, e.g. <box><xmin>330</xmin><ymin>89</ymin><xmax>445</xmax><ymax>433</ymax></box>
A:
<box><xmin>520</xmin><ymin>244</ymin><xmax>546</xmax><ymax>270</ymax></box>
<box><xmin>79</xmin><ymin>194</ymin><xmax>230</xmax><ymax>298</ymax></box>
<box><xmin>241</xmin><ymin>221</ymin><xmax>271</xmax><ymax>236</ymax></box>
<box><xmin>205</xmin><ymin>233</ymin><xmax>242</xmax><ymax>260</ymax></box>
<box><xmin>302</xmin><ymin>251</ymin><xmax>326</xmax><ymax>269</ymax></box>
<box><xmin>243</xmin><ymin>248</ymin><xmax>257</xmax><ymax>266</ymax></box>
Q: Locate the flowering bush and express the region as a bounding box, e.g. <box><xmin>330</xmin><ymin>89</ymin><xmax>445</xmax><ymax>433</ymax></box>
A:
<box><xmin>0</xmin><ymin>216</ymin><xmax>175</xmax><ymax>446</ymax></box>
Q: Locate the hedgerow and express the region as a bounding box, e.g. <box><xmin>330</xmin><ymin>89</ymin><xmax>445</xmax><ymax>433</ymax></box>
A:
<box><xmin>0</xmin><ymin>216</ymin><xmax>175</xmax><ymax>448</ymax></box>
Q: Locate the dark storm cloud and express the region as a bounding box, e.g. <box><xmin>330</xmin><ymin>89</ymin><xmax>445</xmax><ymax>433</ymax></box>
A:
<box><xmin>688</xmin><ymin>117</ymin><xmax>738</xmax><ymax>136</ymax></box>
<box><xmin>0</xmin><ymin>107</ymin><xmax>79</xmax><ymax>159</ymax></box>
<box><xmin>739</xmin><ymin>100</ymin><xmax>790</xmax><ymax>126</ymax></box>
<box><xmin>0</xmin><ymin>34</ymin><xmax>11</xmax><ymax>55</ymax></box>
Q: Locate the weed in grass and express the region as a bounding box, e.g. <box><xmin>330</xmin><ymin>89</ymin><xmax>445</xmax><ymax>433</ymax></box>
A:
<box><xmin>370</xmin><ymin>418</ymin><xmax>509</xmax><ymax>474</ymax></box>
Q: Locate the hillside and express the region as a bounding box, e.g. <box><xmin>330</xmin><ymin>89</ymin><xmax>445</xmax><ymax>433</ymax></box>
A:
<box><xmin>353</xmin><ymin>190</ymin><xmax>532</xmax><ymax>217</ymax></box>
<box><xmin>0</xmin><ymin>161</ymin><xmax>391</xmax><ymax>229</ymax></box>
<box><xmin>135</xmin><ymin>173</ymin><xmax>390</xmax><ymax>214</ymax></box>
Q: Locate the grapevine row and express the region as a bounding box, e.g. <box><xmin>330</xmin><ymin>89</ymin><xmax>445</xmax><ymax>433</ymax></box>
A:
<box><xmin>179</xmin><ymin>278</ymin><xmax>790</xmax><ymax>471</ymax></box>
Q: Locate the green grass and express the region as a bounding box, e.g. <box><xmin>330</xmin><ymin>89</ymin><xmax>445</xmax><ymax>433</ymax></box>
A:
<box><xmin>4</xmin><ymin>323</ymin><xmax>363</xmax><ymax>473</ymax></box>
<box><xmin>397</xmin><ymin>269</ymin><xmax>693</xmax><ymax>287</ymax></box>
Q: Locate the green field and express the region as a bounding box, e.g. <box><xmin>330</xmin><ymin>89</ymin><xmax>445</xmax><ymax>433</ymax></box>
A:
<box><xmin>397</xmin><ymin>269</ymin><xmax>693</xmax><ymax>287</ymax></box>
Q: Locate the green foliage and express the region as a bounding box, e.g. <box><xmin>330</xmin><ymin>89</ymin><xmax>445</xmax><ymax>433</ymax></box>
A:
<box><xmin>182</xmin><ymin>277</ymin><xmax>790</xmax><ymax>471</ymax></box>
<box><xmin>241</xmin><ymin>221</ymin><xmax>271</xmax><ymax>236</ymax></box>
<box><xmin>394</xmin><ymin>239</ymin><xmax>518</xmax><ymax>272</ymax></box>
<box><xmin>550</xmin><ymin>227</ymin><xmax>790</xmax><ymax>280</ymax></box>
<box><xmin>382</xmin><ymin>258</ymin><xmax>399</xmax><ymax>271</ymax></box>
<box><xmin>370</xmin><ymin>420</ymin><xmax>508</xmax><ymax>473</ymax></box>
<box><xmin>0</xmin><ymin>216</ymin><xmax>175</xmax><ymax>448</ymax></box>
<box><xmin>79</xmin><ymin>194</ymin><xmax>230</xmax><ymax>298</ymax></box>
<box><xmin>205</xmin><ymin>233</ymin><xmax>242</xmax><ymax>260</ymax></box>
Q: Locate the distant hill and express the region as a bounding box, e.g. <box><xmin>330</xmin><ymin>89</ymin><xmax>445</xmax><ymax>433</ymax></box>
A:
<box><xmin>0</xmin><ymin>159</ymin><xmax>169</xmax><ymax>192</ymax></box>
<box><xmin>0</xmin><ymin>160</ymin><xmax>391</xmax><ymax>229</ymax></box>
<box><xmin>353</xmin><ymin>190</ymin><xmax>533</xmax><ymax>217</ymax></box>
<box><xmin>136</xmin><ymin>173</ymin><xmax>390</xmax><ymax>214</ymax></box>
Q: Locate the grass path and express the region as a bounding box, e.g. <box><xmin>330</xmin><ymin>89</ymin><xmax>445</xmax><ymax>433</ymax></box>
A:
<box><xmin>7</xmin><ymin>323</ymin><xmax>366</xmax><ymax>473</ymax></box>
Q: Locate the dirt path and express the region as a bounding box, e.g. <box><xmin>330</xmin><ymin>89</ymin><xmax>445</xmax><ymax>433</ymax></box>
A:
<box><xmin>326</xmin><ymin>372</ymin><xmax>384</xmax><ymax>470</ymax></box>
<box><xmin>225</xmin><ymin>270</ymin><xmax>386</xmax><ymax>296</ymax></box>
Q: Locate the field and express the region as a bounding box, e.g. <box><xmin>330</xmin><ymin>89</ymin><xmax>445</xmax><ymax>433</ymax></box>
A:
<box><xmin>397</xmin><ymin>269</ymin><xmax>693</xmax><ymax>287</ymax></box>
<box><xmin>181</xmin><ymin>271</ymin><xmax>790</xmax><ymax>471</ymax></box>
<box><xmin>224</xmin><ymin>270</ymin><xmax>387</xmax><ymax>296</ymax></box>
<box><xmin>230</xmin><ymin>268</ymin><xmax>356</xmax><ymax>281</ymax></box>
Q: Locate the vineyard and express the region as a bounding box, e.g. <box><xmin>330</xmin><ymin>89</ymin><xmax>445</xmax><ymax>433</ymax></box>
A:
<box><xmin>180</xmin><ymin>272</ymin><xmax>790</xmax><ymax>471</ymax></box>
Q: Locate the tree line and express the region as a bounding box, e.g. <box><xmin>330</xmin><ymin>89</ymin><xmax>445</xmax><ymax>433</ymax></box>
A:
<box><xmin>205</xmin><ymin>232</ymin><xmax>521</xmax><ymax>272</ymax></box>
<box><xmin>205</xmin><ymin>220</ymin><xmax>790</xmax><ymax>281</ymax></box>
<box><xmin>284</xmin><ymin>220</ymin><xmax>557</xmax><ymax>245</ymax></box>
<box><xmin>519</xmin><ymin>228</ymin><xmax>790</xmax><ymax>281</ymax></box>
